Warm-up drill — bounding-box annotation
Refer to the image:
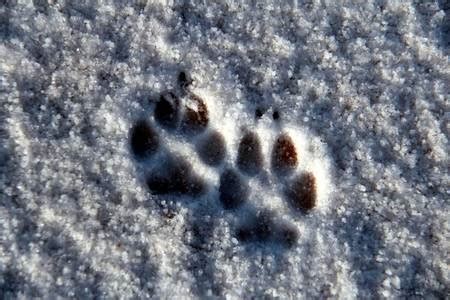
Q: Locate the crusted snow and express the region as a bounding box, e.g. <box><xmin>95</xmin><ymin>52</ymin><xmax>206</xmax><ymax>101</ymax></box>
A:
<box><xmin>0</xmin><ymin>0</ymin><xmax>449</xmax><ymax>299</ymax></box>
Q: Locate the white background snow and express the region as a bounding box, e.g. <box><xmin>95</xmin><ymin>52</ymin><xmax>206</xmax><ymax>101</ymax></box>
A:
<box><xmin>0</xmin><ymin>0</ymin><xmax>449</xmax><ymax>298</ymax></box>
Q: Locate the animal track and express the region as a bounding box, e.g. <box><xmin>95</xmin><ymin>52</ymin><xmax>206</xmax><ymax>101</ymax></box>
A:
<box><xmin>272</xmin><ymin>133</ymin><xmax>298</xmax><ymax>173</ymax></box>
<box><xmin>237</xmin><ymin>131</ymin><xmax>264</xmax><ymax>175</ymax></box>
<box><xmin>197</xmin><ymin>131</ymin><xmax>226</xmax><ymax>166</ymax></box>
<box><xmin>130</xmin><ymin>71</ymin><xmax>331</xmax><ymax>248</ymax></box>
<box><xmin>130</xmin><ymin>120</ymin><xmax>159</xmax><ymax>158</ymax></box>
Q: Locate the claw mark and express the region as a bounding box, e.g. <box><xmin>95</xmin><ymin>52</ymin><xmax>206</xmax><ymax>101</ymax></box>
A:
<box><xmin>287</xmin><ymin>172</ymin><xmax>317</xmax><ymax>211</ymax></box>
<box><xmin>130</xmin><ymin>120</ymin><xmax>159</xmax><ymax>158</ymax></box>
<box><xmin>255</xmin><ymin>108</ymin><xmax>264</xmax><ymax>119</ymax></box>
<box><xmin>178</xmin><ymin>71</ymin><xmax>193</xmax><ymax>91</ymax></box>
<box><xmin>237</xmin><ymin>131</ymin><xmax>263</xmax><ymax>175</ymax></box>
<box><xmin>272</xmin><ymin>110</ymin><xmax>280</xmax><ymax>121</ymax></box>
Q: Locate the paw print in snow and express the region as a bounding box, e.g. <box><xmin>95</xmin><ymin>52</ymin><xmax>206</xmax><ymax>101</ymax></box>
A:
<box><xmin>129</xmin><ymin>71</ymin><xmax>331</xmax><ymax>248</ymax></box>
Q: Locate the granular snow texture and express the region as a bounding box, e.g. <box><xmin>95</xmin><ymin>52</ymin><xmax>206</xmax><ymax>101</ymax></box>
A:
<box><xmin>1</xmin><ymin>0</ymin><xmax>449</xmax><ymax>298</ymax></box>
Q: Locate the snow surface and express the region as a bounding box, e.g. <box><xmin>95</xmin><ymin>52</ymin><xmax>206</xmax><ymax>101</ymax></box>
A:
<box><xmin>1</xmin><ymin>0</ymin><xmax>449</xmax><ymax>298</ymax></box>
